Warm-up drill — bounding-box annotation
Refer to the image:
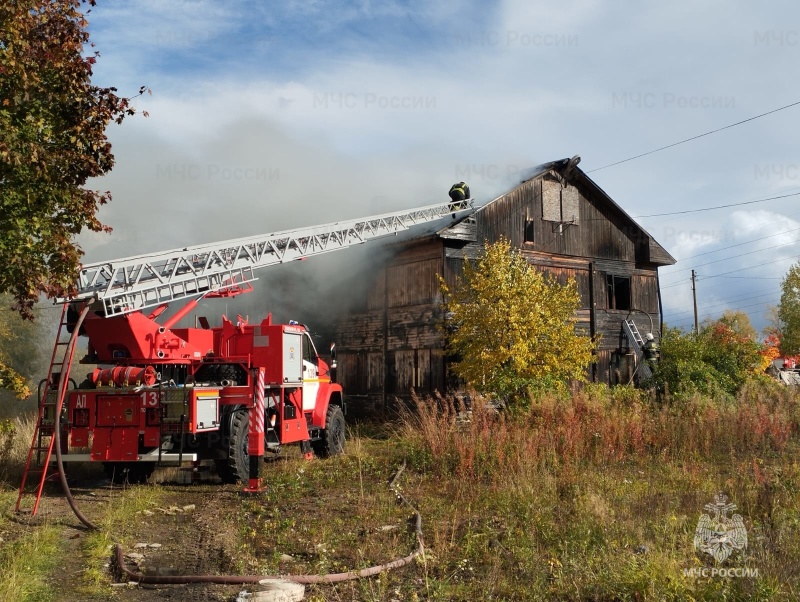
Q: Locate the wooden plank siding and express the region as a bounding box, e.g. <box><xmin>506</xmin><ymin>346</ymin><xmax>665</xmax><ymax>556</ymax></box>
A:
<box><xmin>334</xmin><ymin>163</ymin><xmax>674</xmax><ymax>402</ymax></box>
<box><xmin>335</xmin><ymin>310</ymin><xmax>383</xmax><ymax>350</ymax></box>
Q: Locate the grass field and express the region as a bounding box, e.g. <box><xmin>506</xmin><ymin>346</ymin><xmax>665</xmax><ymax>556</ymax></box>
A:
<box><xmin>1</xmin><ymin>382</ymin><xmax>800</xmax><ymax>600</ymax></box>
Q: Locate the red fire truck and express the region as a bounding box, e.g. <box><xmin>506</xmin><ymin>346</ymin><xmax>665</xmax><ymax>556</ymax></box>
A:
<box><xmin>17</xmin><ymin>199</ymin><xmax>473</xmax><ymax>514</ymax></box>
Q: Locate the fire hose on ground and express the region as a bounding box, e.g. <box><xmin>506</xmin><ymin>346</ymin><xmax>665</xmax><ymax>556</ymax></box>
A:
<box><xmin>51</xmin><ymin>308</ymin><xmax>425</xmax><ymax>586</ymax></box>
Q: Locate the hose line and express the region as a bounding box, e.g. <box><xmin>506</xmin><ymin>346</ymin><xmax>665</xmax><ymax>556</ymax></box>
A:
<box><xmin>53</xmin><ymin>303</ymin><xmax>99</xmax><ymax>532</ymax></box>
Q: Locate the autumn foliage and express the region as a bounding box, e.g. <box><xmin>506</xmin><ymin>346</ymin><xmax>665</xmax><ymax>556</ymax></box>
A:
<box><xmin>655</xmin><ymin>316</ymin><xmax>768</xmax><ymax>398</ymax></box>
<box><xmin>439</xmin><ymin>238</ymin><xmax>595</xmax><ymax>405</ymax></box>
<box><xmin>0</xmin><ymin>0</ymin><xmax>144</xmax><ymax>319</ymax></box>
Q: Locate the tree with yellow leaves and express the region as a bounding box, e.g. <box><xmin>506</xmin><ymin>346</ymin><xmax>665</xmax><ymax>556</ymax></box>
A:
<box><xmin>440</xmin><ymin>238</ymin><xmax>594</xmax><ymax>405</ymax></box>
<box><xmin>0</xmin><ymin>302</ymin><xmax>36</xmax><ymax>399</ymax></box>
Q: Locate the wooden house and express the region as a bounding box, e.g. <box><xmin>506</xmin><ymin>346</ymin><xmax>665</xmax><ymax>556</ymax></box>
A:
<box><xmin>333</xmin><ymin>157</ymin><xmax>676</xmax><ymax>404</ymax></box>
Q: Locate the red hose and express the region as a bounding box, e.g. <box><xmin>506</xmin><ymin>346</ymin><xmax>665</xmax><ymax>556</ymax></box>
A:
<box><xmin>53</xmin><ymin>303</ymin><xmax>99</xmax><ymax>532</ymax></box>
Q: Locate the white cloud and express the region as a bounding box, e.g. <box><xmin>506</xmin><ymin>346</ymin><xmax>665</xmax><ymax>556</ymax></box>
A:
<box><xmin>77</xmin><ymin>0</ymin><xmax>800</xmax><ymax>333</ymax></box>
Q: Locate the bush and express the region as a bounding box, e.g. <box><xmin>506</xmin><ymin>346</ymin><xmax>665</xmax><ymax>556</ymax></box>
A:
<box><xmin>653</xmin><ymin>324</ymin><xmax>766</xmax><ymax>398</ymax></box>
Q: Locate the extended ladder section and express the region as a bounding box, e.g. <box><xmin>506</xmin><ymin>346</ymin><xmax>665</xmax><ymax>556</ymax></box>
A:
<box><xmin>622</xmin><ymin>319</ymin><xmax>652</xmax><ymax>381</ymax></box>
<box><xmin>67</xmin><ymin>199</ymin><xmax>474</xmax><ymax>317</ymax></box>
<box><xmin>16</xmin><ymin>306</ymin><xmax>75</xmax><ymax>514</ymax></box>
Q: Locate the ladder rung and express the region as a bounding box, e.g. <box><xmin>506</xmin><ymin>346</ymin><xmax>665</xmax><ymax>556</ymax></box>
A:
<box><xmin>25</xmin><ymin>465</ymin><xmax>49</xmax><ymax>478</ymax></box>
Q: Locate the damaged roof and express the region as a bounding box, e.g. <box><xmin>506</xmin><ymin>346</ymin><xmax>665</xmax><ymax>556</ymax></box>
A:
<box><xmin>438</xmin><ymin>156</ymin><xmax>676</xmax><ymax>266</ymax></box>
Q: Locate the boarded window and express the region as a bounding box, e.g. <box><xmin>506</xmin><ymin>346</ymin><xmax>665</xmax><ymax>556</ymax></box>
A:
<box><xmin>386</xmin><ymin>259</ymin><xmax>440</xmax><ymax>307</ymax></box>
<box><xmin>542</xmin><ymin>179</ymin><xmax>561</xmax><ymax>221</ymax></box>
<box><xmin>606</xmin><ymin>274</ymin><xmax>631</xmax><ymax>310</ymax></box>
<box><xmin>561</xmin><ymin>185</ymin><xmax>580</xmax><ymax>222</ymax></box>
<box><xmin>542</xmin><ymin>179</ymin><xmax>580</xmax><ymax>224</ymax></box>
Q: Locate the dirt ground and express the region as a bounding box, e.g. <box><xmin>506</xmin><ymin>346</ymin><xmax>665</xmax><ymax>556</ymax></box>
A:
<box><xmin>8</xmin><ymin>469</ymin><xmax>277</xmax><ymax>602</ymax></box>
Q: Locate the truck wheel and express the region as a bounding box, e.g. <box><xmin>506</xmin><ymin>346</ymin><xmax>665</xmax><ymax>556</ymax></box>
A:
<box><xmin>103</xmin><ymin>462</ymin><xmax>154</xmax><ymax>485</ymax></box>
<box><xmin>312</xmin><ymin>405</ymin><xmax>345</xmax><ymax>458</ymax></box>
<box><xmin>224</xmin><ymin>409</ymin><xmax>251</xmax><ymax>483</ymax></box>
<box><xmin>214</xmin><ymin>459</ymin><xmax>237</xmax><ymax>484</ymax></box>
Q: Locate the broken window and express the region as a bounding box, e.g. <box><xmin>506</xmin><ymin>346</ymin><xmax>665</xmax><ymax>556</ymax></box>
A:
<box><xmin>524</xmin><ymin>218</ymin><xmax>535</xmax><ymax>242</ymax></box>
<box><xmin>606</xmin><ymin>274</ymin><xmax>631</xmax><ymax>310</ymax></box>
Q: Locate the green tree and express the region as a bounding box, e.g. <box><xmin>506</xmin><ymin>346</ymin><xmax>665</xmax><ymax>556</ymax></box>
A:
<box><xmin>0</xmin><ymin>0</ymin><xmax>145</xmax><ymax>320</ymax></box>
<box><xmin>655</xmin><ymin>318</ymin><xmax>765</xmax><ymax>398</ymax></box>
<box><xmin>0</xmin><ymin>294</ymin><xmax>51</xmax><ymax>402</ymax></box>
<box><xmin>440</xmin><ymin>238</ymin><xmax>595</xmax><ymax>405</ymax></box>
<box><xmin>779</xmin><ymin>262</ymin><xmax>800</xmax><ymax>355</ymax></box>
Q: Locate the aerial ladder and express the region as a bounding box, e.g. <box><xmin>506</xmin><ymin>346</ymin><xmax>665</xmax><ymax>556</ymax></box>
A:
<box><xmin>17</xmin><ymin>198</ymin><xmax>474</xmax><ymax>513</ymax></box>
<box><xmin>72</xmin><ymin>200</ymin><xmax>474</xmax><ymax>317</ymax></box>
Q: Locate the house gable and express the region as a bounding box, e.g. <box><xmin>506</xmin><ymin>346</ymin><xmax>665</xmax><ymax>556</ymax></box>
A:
<box><xmin>440</xmin><ymin>158</ymin><xmax>675</xmax><ymax>268</ymax></box>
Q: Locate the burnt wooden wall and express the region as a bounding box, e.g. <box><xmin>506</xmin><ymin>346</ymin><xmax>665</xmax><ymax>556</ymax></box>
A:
<box><xmin>336</xmin><ymin>239</ymin><xmax>447</xmax><ymax>402</ymax></box>
<box><xmin>335</xmin><ymin>169</ymin><xmax>670</xmax><ymax>402</ymax></box>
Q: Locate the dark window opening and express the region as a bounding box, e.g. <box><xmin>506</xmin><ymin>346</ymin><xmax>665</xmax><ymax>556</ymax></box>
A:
<box><xmin>524</xmin><ymin>219</ymin><xmax>535</xmax><ymax>242</ymax></box>
<box><xmin>606</xmin><ymin>274</ymin><xmax>631</xmax><ymax>310</ymax></box>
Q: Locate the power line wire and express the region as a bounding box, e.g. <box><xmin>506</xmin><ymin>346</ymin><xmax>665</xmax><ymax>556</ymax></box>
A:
<box><xmin>665</xmin><ymin>292</ymin><xmax>780</xmax><ymax>320</ymax></box>
<box><xmin>666</xmin><ymin>301</ymin><xmax>777</xmax><ymax>324</ymax></box>
<box><xmin>660</xmin><ymin>238</ymin><xmax>800</xmax><ymax>282</ymax></box>
<box><xmin>632</xmin><ymin>191</ymin><xmax>800</xmax><ymax>218</ymax></box>
<box><xmin>714</xmin><ymin>275</ymin><xmax>783</xmax><ymax>280</ymax></box>
<box><xmin>667</xmin><ymin>299</ymin><xmax>778</xmax><ymax>327</ymax></box>
<box><xmin>660</xmin><ymin>254</ymin><xmax>799</xmax><ymax>289</ymax></box>
<box><xmin>588</xmin><ymin>99</ymin><xmax>800</xmax><ymax>173</ymax></box>
<box><xmin>704</xmin><ymin>253</ymin><xmax>800</xmax><ymax>280</ymax></box>
<box><xmin>677</xmin><ymin>224</ymin><xmax>800</xmax><ymax>261</ymax></box>
<box><xmin>669</xmin><ymin>290</ymin><xmax>779</xmax><ymax>313</ymax></box>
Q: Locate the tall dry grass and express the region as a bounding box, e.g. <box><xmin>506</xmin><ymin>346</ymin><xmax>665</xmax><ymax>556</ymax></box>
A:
<box><xmin>399</xmin><ymin>382</ymin><xmax>800</xmax><ymax>484</ymax></box>
<box><xmin>0</xmin><ymin>414</ymin><xmax>37</xmax><ymax>485</ymax></box>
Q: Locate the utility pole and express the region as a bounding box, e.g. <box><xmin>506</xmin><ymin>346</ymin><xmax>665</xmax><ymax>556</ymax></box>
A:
<box><xmin>691</xmin><ymin>269</ymin><xmax>699</xmax><ymax>334</ymax></box>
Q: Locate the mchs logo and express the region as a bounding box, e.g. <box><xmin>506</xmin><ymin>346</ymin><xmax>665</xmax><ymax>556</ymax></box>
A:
<box><xmin>693</xmin><ymin>493</ymin><xmax>748</xmax><ymax>563</ymax></box>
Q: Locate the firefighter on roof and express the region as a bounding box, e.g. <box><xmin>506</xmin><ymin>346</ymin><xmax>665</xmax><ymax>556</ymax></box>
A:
<box><xmin>449</xmin><ymin>181</ymin><xmax>470</xmax><ymax>207</ymax></box>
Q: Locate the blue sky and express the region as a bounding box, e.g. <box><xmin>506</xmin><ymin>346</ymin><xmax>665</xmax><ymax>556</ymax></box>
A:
<box><xmin>79</xmin><ymin>0</ymin><xmax>800</xmax><ymax>332</ymax></box>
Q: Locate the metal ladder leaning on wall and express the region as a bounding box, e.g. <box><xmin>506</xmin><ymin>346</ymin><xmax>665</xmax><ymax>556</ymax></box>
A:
<box><xmin>622</xmin><ymin>318</ymin><xmax>653</xmax><ymax>381</ymax></box>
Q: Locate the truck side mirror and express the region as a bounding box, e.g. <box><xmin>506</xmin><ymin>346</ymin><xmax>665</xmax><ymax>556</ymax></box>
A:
<box><xmin>330</xmin><ymin>342</ymin><xmax>337</xmax><ymax>370</ymax></box>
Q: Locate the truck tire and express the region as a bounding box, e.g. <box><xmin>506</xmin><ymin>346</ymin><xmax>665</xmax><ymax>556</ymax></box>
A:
<box><xmin>312</xmin><ymin>405</ymin><xmax>345</xmax><ymax>458</ymax></box>
<box><xmin>222</xmin><ymin>408</ymin><xmax>251</xmax><ymax>483</ymax></box>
